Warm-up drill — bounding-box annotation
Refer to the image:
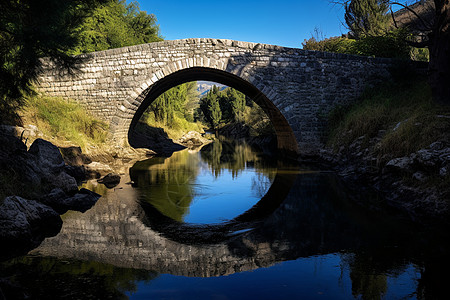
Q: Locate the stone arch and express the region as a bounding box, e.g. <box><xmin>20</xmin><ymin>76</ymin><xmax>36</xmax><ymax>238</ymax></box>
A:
<box><xmin>117</xmin><ymin>66</ymin><xmax>299</xmax><ymax>154</ymax></box>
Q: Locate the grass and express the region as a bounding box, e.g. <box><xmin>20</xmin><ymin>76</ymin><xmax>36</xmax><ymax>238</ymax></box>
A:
<box><xmin>141</xmin><ymin>111</ymin><xmax>204</xmax><ymax>139</ymax></box>
<box><xmin>327</xmin><ymin>77</ymin><xmax>450</xmax><ymax>160</ymax></box>
<box><xmin>1</xmin><ymin>95</ymin><xmax>110</xmax><ymax>201</ymax></box>
<box><xmin>22</xmin><ymin>95</ymin><xmax>109</xmax><ymax>150</ymax></box>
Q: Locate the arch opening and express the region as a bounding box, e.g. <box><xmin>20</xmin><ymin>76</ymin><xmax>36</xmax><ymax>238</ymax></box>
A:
<box><xmin>127</xmin><ymin>67</ymin><xmax>299</xmax><ymax>154</ymax></box>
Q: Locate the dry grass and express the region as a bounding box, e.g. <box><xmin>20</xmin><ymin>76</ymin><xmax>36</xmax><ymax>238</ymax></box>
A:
<box><xmin>22</xmin><ymin>95</ymin><xmax>108</xmax><ymax>150</ymax></box>
<box><xmin>328</xmin><ymin>78</ymin><xmax>450</xmax><ymax>159</ymax></box>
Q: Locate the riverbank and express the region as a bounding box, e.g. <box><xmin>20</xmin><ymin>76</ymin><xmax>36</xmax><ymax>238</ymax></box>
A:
<box><xmin>319</xmin><ymin>77</ymin><xmax>450</xmax><ymax>223</ymax></box>
<box><xmin>0</xmin><ymin>95</ymin><xmax>214</xmax><ymax>260</ymax></box>
<box><xmin>0</xmin><ymin>134</ymin><xmax>101</xmax><ymax>260</ymax></box>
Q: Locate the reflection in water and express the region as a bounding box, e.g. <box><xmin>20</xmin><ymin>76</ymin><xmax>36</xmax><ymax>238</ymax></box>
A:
<box><xmin>1</xmin><ymin>139</ymin><xmax>450</xmax><ymax>299</ymax></box>
<box><xmin>130</xmin><ymin>139</ymin><xmax>276</xmax><ymax>224</ymax></box>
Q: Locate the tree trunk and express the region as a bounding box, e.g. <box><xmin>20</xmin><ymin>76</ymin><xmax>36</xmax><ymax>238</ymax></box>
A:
<box><xmin>429</xmin><ymin>0</ymin><xmax>450</xmax><ymax>105</ymax></box>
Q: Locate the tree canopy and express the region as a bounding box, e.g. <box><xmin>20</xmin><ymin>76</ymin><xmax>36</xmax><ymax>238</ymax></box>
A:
<box><xmin>0</xmin><ymin>0</ymin><xmax>108</xmax><ymax>122</ymax></box>
<box><xmin>198</xmin><ymin>86</ymin><xmax>249</xmax><ymax>130</ymax></box>
<box><xmin>322</xmin><ymin>0</ymin><xmax>450</xmax><ymax>105</ymax></box>
<box><xmin>148</xmin><ymin>82</ymin><xmax>198</xmax><ymax>127</ymax></box>
<box><xmin>69</xmin><ymin>0</ymin><xmax>163</xmax><ymax>55</ymax></box>
<box><xmin>344</xmin><ymin>0</ymin><xmax>391</xmax><ymax>38</ymax></box>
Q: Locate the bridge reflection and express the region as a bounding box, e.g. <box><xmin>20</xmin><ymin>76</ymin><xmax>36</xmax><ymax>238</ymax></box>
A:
<box><xmin>31</xmin><ymin>166</ymin><xmax>424</xmax><ymax>279</ymax></box>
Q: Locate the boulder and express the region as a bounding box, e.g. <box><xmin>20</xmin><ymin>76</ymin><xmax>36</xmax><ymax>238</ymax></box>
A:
<box><xmin>178</xmin><ymin>131</ymin><xmax>210</xmax><ymax>148</ymax></box>
<box><xmin>384</xmin><ymin>157</ymin><xmax>413</xmax><ymax>174</ymax></box>
<box><xmin>0</xmin><ymin>133</ymin><xmax>27</xmax><ymax>155</ymax></box>
<box><xmin>64</xmin><ymin>165</ymin><xmax>86</xmax><ymax>183</ymax></box>
<box><xmin>28</xmin><ymin>138</ymin><xmax>65</xmax><ymax>175</ymax></box>
<box><xmin>0</xmin><ymin>196</ymin><xmax>62</xmax><ymax>260</ymax></box>
<box><xmin>51</xmin><ymin>171</ymin><xmax>78</xmax><ymax>194</ymax></box>
<box><xmin>59</xmin><ymin>146</ymin><xmax>92</xmax><ymax>166</ymax></box>
<box><xmin>98</xmin><ymin>173</ymin><xmax>121</xmax><ymax>188</ymax></box>
<box><xmin>415</xmin><ymin>149</ymin><xmax>440</xmax><ymax>169</ymax></box>
<box><xmin>85</xmin><ymin>161</ymin><xmax>113</xmax><ymax>178</ymax></box>
<box><xmin>38</xmin><ymin>188</ymin><xmax>101</xmax><ymax>214</ymax></box>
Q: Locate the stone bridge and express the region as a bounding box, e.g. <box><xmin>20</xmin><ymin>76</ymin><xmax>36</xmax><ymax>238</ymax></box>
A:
<box><xmin>37</xmin><ymin>38</ymin><xmax>394</xmax><ymax>154</ymax></box>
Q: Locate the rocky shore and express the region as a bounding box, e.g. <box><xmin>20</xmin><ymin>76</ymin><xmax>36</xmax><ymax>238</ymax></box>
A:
<box><xmin>0</xmin><ymin>134</ymin><xmax>101</xmax><ymax>260</ymax></box>
<box><xmin>0</xmin><ymin>124</ymin><xmax>214</xmax><ymax>261</ymax></box>
<box><xmin>319</xmin><ymin>134</ymin><xmax>450</xmax><ymax>223</ymax></box>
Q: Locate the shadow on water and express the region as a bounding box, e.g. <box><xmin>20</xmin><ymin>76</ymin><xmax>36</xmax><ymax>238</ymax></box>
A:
<box><xmin>1</xmin><ymin>139</ymin><xmax>450</xmax><ymax>299</ymax></box>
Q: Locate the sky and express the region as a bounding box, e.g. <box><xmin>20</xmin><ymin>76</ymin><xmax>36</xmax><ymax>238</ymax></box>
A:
<box><xmin>138</xmin><ymin>0</ymin><xmax>412</xmax><ymax>49</ymax></box>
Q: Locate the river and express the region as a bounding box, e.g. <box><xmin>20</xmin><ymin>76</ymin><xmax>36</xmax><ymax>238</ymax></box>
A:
<box><xmin>1</xmin><ymin>138</ymin><xmax>449</xmax><ymax>299</ymax></box>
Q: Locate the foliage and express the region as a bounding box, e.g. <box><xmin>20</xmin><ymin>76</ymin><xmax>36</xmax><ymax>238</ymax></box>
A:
<box><xmin>243</xmin><ymin>105</ymin><xmax>275</xmax><ymax>137</ymax></box>
<box><xmin>327</xmin><ymin>77</ymin><xmax>450</xmax><ymax>160</ymax></box>
<box><xmin>351</xmin><ymin>28</ymin><xmax>412</xmax><ymax>58</ymax></box>
<box><xmin>208</xmin><ymin>92</ymin><xmax>222</xmax><ymax>130</ymax></box>
<box><xmin>302</xmin><ymin>36</ymin><xmax>356</xmax><ymax>53</ymax></box>
<box><xmin>68</xmin><ymin>0</ymin><xmax>163</xmax><ymax>55</ymax></box>
<box><xmin>302</xmin><ymin>28</ymin><xmax>412</xmax><ymax>59</ymax></box>
<box><xmin>199</xmin><ymin>85</ymin><xmax>249</xmax><ymax>128</ymax></box>
<box><xmin>332</xmin><ymin>0</ymin><xmax>450</xmax><ymax>105</ymax></box>
<box><xmin>141</xmin><ymin>82</ymin><xmax>203</xmax><ymax>139</ymax></box>
<box><xmin>344</xmin><ymin>0</ymin><xmax>391</xmax><ymax>38</ymax></box>
<box><xmin>0</xmin><ymin>0</ymin><xmax>107</xmax><ymax>123</ymax></box>
<box><xmin>23</xmin><ymin>95</ymin><xmax>108</xmax><ymax>149</ymax></box>
<box><xmin>145</xmin><ymin>82</ymin><xmax>199</xmax><ymax>126</ymax></box>
<box><xmin>227</xmin><ymin>88</ymin><xmax>246</xmax><ymax>122</ymax></box>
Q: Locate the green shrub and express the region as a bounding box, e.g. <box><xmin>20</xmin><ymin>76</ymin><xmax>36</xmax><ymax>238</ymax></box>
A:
<box><xmin>303</xmin><ymin>28</ymin><xmax>414</xmax><ymax>59</ymax></box>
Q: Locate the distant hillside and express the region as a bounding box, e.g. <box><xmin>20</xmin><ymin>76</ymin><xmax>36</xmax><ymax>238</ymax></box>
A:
<box><xmin>197</xmin><ymin>81</ymin><xmax>227</xmax><ymax>97</ymax></box>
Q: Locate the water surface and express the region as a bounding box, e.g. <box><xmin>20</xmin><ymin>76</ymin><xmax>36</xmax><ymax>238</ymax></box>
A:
<box><xmin>1</xmin><ymin>139</ymin><xmax>449</xmax><ymax>299</ymax></box>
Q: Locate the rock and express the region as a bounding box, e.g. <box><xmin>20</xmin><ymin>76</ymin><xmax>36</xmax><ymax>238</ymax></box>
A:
<box><xmin>85</xmin><ymin>161</ymin><xmax>114</xmax><ymax>178</ymax></box>
<box><xmin>50</xmin><ymin>171</ymin><xmax>79</xmax><ymax>194</ymax></box>
<box><xmin>0</xmin><ymin>196</ymin><xmax>62</xmax><ymax>260</ymax></box>
<box><xmin>439</xmin><ymin>148</ymin><xmax>450</xmax><ymax>164</ymax></box>
<box><xmin>59</xmin><ymin>146</ymin><xmax>92</xmax><ymax>166</ymax></box>
<box><xmin>429</xmin><ymin>141</ymin><xmax>444</xmax><ymax>151</ymax></box>
<box><xmin>98</xmin><ymin>173</ymin><xmax>121</xmax><ymax>188</ymax></box>
<box><xmin>384</xmin><ymin>157</ymin><xmax>413</xmax><ymax>174</ymax></box>
<box><xmin>412</xmin><ymin>172</ymin><xmax>427</xmax><ymax>182</ymax></box>
<box><xmin>415</xmin><ymin>149</ymin><xmax>438</xmax><ymax>168</ymax></box>
<box><xmin>64</xmin><ymin>165</ymin><xmax>86</xmax><ymax>183</ymax></box>
<box><xmin>38</xmin><ymin>188</ymin><xmax>67</xmax><ymax>210</ymax></box>
<box><xmin>440</xmin><ymin>166</ymin><xmax>448</xmax><ymax>177</ymax></box>
<box><xmin>39</xmin><ymin>188</ymin><xmax>101</xmax><ymax>214</ymax></box>
<box><xmin>0</xmin><ymin>133</ymin><xmax>27</xmax><ymax>155</ymax></box>
<box><xmin>178</xmin><ymin>131</ymin><xmax>211</xmax><ymax>148</ymax></box>
<box><xmin>28</xmin><ymin>138</ymin><xmax>65</xmax><ymax>175</ymax></box>
<box><xmin>61</xmin><ymin>188</ymin><xmax>101</xmax><ymax>214</ymax></box>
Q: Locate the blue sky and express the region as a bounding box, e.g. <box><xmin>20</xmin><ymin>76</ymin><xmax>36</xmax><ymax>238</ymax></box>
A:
<box><xmin>138</xmin><ymin>0</ymin><xmax>411</xmax><ymax>49</ymax></box>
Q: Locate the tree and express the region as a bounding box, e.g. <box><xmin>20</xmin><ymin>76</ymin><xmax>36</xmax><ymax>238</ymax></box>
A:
<box><xmin>69</xmin><ymin>0</ymin><xmax>163</xmax><ymax>55</ymax></box>
<box><xmin>333</xmin><ymin>0</ymin><xmax>450</xmax><ymax>105</ymax></box>
<box><xmin>0</xmin><ymin>0</ymin><xmax>107</xmax><ymax>123</ymax></box>
<box><xmin>146</xmin><ymin>82</ymin><xmax>198</xmax><ymax>127</ymax></box>
<box><xmin>424</xmin><ymin>0</ymin><xmax>450</xmax><ymax>105</ymax></box>
<box><xmin>344</xmin><ymin>0</ymin><xmax>391</xmax><ymax>38</ymax></box>
<box><xmin>208</xmin><ymin>93</ymin><xmax>222</xmax><ymax>131</ymax></box>
<box><xmin>389</xmin><ymin>0</ymin><xmax>450</xmax><ymax>105</ymax></box>
<box><xmin>228</xmin><ymin>88</ymin><xmax>246</xmax><ymax>122</ymax></box>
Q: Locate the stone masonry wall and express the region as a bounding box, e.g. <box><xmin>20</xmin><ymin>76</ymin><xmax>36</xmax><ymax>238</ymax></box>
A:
<box><xmin>37</xmin><ymin>38</ymin><xmax>393</xmax><ymax>154</ymax></box>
